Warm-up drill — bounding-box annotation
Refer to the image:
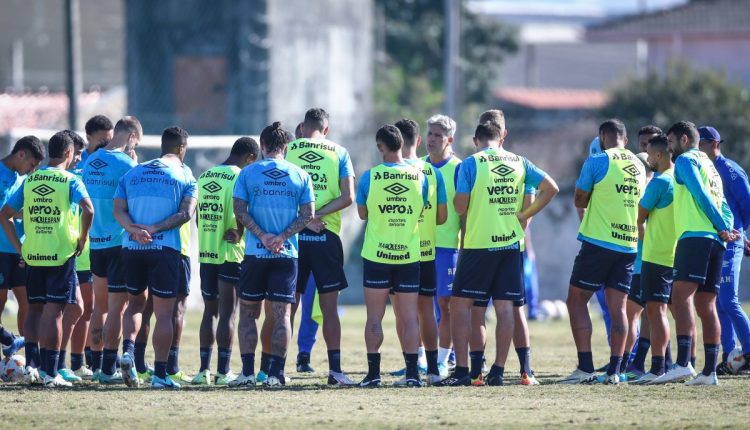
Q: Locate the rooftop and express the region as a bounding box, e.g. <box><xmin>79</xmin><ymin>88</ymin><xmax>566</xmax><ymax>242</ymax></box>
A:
<box><xmin>494</xmin><ymin>87</ymin><xmax>608</xmax><ymax>110</ymax></box>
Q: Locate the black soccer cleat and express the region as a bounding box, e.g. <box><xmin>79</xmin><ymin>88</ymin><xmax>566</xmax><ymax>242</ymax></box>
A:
<box><xmin>434</xmin><ymin>373</ymin><xmax>471</xmax><ymax>387</ymax></box>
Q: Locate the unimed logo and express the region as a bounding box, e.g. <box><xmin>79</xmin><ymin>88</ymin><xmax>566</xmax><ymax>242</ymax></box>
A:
<box><xmin>622</xmin><ymin>163</ymin><xmax>641</xmax><ymax>177</ymax></box>
<box><xmin>88</xmin><ymin>159</ymin><xmax>108</xmax><ymax>170</ymax></box>
<box><xmin>202</xmin><ymin>181</ymin><xmax>222</xmax><ymax>193</ymax></box>
<box><xmin>31</xmin><ymin>184</ymin><xmax>54</xmax><ymax>197</ymax></box>
<box><xmin>491</xmin><ymin>164</ymin><xmax>515</xmax><ymax>177</ymax></box>
<box><xmin>383</xmin><ymin>183</ymin><xmax>409</xmax><ymax>196</ymax></box>
<box><xmin>299</xmin><ymin>151</ymin><xmax>324</xmax><ymax>164</ymax></box>
<box><xmin>262</xmin><ymin>168</ymin><xmax>289</xmax><ymax>180</ymax></box>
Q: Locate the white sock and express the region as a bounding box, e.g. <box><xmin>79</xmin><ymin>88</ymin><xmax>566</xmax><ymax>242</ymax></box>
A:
<box><xmin>438</xmin><ymin>347</ymin><xmax>451</xmax><ymax>365</ymax></box>
<box><xmin>417</xmin><ymin>346</ymin><xmax>427</xmax><ymax>367</ymax></box>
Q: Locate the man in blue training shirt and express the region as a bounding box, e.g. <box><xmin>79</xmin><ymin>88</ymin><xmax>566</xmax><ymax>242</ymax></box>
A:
<box><xmin>113</xmin><ymin>126</ymin><xmax>197</xmax><ymax>389</ymax></box>
<box><xmin>231</xmin><ymin>122</ymin><xmax>315</xmax><ymax>387</ymax></box>
<box><xmin>698</xmin><ymin>126</ymin><xmax>750</xmax><ymax>374</ymax></box>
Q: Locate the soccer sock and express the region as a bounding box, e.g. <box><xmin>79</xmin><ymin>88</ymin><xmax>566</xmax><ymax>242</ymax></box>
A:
<box><xmin>404</xmin><ymin>352</ymin><xmax>419</xmax><ymax>380</ymax></box>
<box><xmin>102</xmin><ymin>349</ymin><xmax>118</xmax><ymax>375</ymax></box>
<box><xmin>619</xmin><ymin>357</ymin><xmax>629</xmax><ymax>374</ymax></box>
<box><xmin>577</xmin><ymin>351</ymin><xmax>595</xmax><ymax>373</ymax></box>
<box><xmin>260</xmin><ymin>352</ymin><xmax>271</xmax><ymax>374</ymax></box>
<box><xmin>199</xmin><ymin>347</ymin><xmax>212</xmax><ymax>372</ymax></box>
<box><xmin>632</xmin><ymin>337</ymin><xmax>650</xmax><ymax>372</ymax></box>
<box><xmin>366</xmin><ymin>352</ymin><xmax>381</xmax><ymax>377</ymax></box>
<box><xmin>46</xmin><ymin>350</ymin><xmax>60</xmax><ymax>378</ymax></box>
<box><xmin>437</xmin><ymin>347</ymin><xmax>451</xmax><ymax>365</ymax></box>
<box><xmin>690</xmin><ymin>356</ymin><xmax>696</xmax><ymax>369</ymax></box>
<box><xmin>453</xmin><ymin>366</ymin><xmax>469</xmax><ymax>378</ymax></box>
<box><xmin>122</xmin><ymin>339</ymin><xmax>135</xmax><ymax>358</ymax></box>
<box><xmin>703</xmin><ymin>344</ymin><xmax>719</xmax><ymax>376</ymax></box>
<box><xmin>268</xmin><ymin>354</ymin><xmax>284</xmax><ymax>379</ymax></box>
<box><xmin>515</xmin><ymin>347</ymin><xmax>531</xmax><ymax>375</ymax></box>
<box><xmin>167</xmin><ymin>346</ymin><xmax>180</xmax><ymax>374</ymax></box>
<box><xmin>425</xmin><ymin>349</ymin><xmax>439</xmax><ymax>375</ymax></box>
<box><xmin>154</xmin><ymin>361</ymin><xmax>167</xmax><ymax>379</ymax></box>
<box><xmin>469</xmin><ymin>351</ymin><xmax>484</xmax><ymax>379</ymax></box>
<box><xmin>650</xmin><ymin>356</ymin><xmax>665</xmax><ymax>376</ymax></box>
<box><xmin>417</xmin><ymin>346</ymin><xmax>427</xmax><ymax>368</ymax></box>
<box><xmin>280</xmin><ymin>356</ymin><xmax>287</xmax><ymax>380</ymax></box>
<box><xmin>487</xmin><ymin>364</ymin><xmax>504</xmax><ymax>378</ymax></box>
<box><xmin>240</xmin><ymin>353</ymin><xmax>255</xmax><ymax>377</ymax></box>
<box><xmin>70</xmin><ymin>353</ymin><xmax>84</xmax><ymax>371</ymax></box>
<box><xmin>722</xmin><ymin>351</ymin><xmax>730</xmax><ymax>362</ymax></box>
<box><xmin>676</xmin><ymin>335</ymin><xmax>691</xmax><ymax>367</ymax></box>
<box><xmin>134</xmin><ymin>342</ymin><xmax>148</xmax><ymax>373</ymax></box>
<box><xmin>24</xmin><ymin>341</ymin><xmax>40</xmax><ymax>369</ymax></box>
<box><xmin>328</xmin><ymin>349</ymin><xmax>342</xmax><ymax>373</ymax></box>
<box><xmin>297</xmin><ymin>351</ymin><xmax>311</xmax><ymax>365</ymax></box>
<box><xmin>58</xmin><ymin>350</ymin><xmax>67</xmax><ymax>371</ymax></box>
<box><xmin>606</xmin><ymin>355</ymin><xmax>623</xmax><ymax>376</ymax></box>
<box><xmin>84</xmin><ymin>346</ymin><xmax>93</xmax><ymax>368</ymax></box>
<box><xmin>40</xmin><ymin>348</ymin><xmax>47</xmax><ymax>373</ymax></box>
<box><xmin>665</xmin><ymin>341</ymin><xmax>673</xmax><ymax>369</ymax></box>
<box><xmin>0</xmin><ymin>326</ymin><xmax>14</xmax><ymax>345</ymax></box>
<box><xmin>217</xmin><ymin>347</ymin><xmax>232</xmax><ymax>375</ymax></box>
<box><xmin>91</xmin><ymin>350</ymin><xmax>103</xmax><ymax>372</ymax></box>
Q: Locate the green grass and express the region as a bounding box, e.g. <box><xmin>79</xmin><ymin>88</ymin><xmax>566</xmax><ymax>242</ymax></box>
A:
<box><xmin>1</xmin><ymin>305</ymin><xmax>749</xmax><ymax>429</ymax></box>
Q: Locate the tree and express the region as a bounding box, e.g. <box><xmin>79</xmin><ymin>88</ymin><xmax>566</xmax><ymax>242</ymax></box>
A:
<box><xmin>601</xmin><ymin>62</ymin><xmax>750</xmax><ymax>167</ymax></box>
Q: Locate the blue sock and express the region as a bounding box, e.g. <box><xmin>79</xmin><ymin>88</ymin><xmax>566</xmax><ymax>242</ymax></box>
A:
<box><xmin>676</xmin><ymin>335</ymin><xmax>691</xmax><ymax>367</ymax></box>
<box><xmin>469</xmin><ymin>350</ymin><xmax>484</xmax><ymax>379</ymax></box>
<box><xmin>122</xmin><ymin>339</ymin><xmax>135</xmax><ymax>358</ymax></box>
<box><xmin>260</xmin><ymin>352</ymin><xmax>271</xmax><ymax>374</ymax></box>
<box><xmin>607</xmin><ymin>355</ymin><xmax>623</xmax><ymax>376</ymax></box>
<box><xmin>516</xmin><ymin>347</ymin><xmax>531</xmax><ymax>374</ymax></box>
<box><xmin>268</xmin><ymin>354</ymin><xmax>284</xmax><ymax>379</ymax></box>
<box><xmin>328</xmin><ymin>349</ymin><xmax>342</xmax><ymax>373</ymax></box>
<box><xmin>425</xmin><ymin>349</ymin><xmax>438</xmax><ymax>376</ymax></box>
<box><xmin>404</xmin><ymin>353</ymin><xmax>419</xmax><ymax>380</ymax></box>
<box><xmin>134</xmin><ymin>342</ymin><xmax>148</xmax><ymax>373</ymax></box>
<box><xmin>690</xmin><ymin>356</ymin><xmax>696</xmax><ymax>368</ymax></box>
<box><xmin>366</xmin><ymin>353</ymin><xmax>381</xmax><ymax>378</ymax></box>
<box><xmin>199</xmin><ymin>347</ymin><xmax>212</xmax><ymax>372</ymax></box>
<box><xmin>0</xmin><ymin>327</ymin><xmax>13</xmax><ymax>345</ymax></box>
<box><xmin>154</xmin><ymin>361</ymin><xmax>167</xmax><ymax>379</ymax></box>
<box><xmin>217</xmin><ymin>347</ymin><xmax>232</xmax><ymax>375</ymax></box>
<box><xmin>650</xmin><ymin>356</ymin><xmax>665</xmax><ymax>376</ymax></box>
<box><xmin>24</xmin><ymin>342</ymin><xmax>40</xmax><ymax>369</ymax></box>
<box><xmin>665</xmin><ymin>341</ymin><xmax>673</xmax><ymax>369</ymax></box>
<box><xmin>577</xmin><ymin>351</ymin><xmax>594</xmax><ymax>373</ymax></box>
<box><xmin>487</xmin><ymin>364</ymin><xmax>504</xmax><ymax>378</ymax></box>
<box><xmin>91</xmin><ymin>350</ymin><xmax>103</xmax><ymax>372</ymax></box>
<box><xmin>40</xmin><ymin>348</ymin><xmax>47</xmax><ymax>373</ymax></box>
<box><xmin>46</xmin><ymin>350</ymin><xmax>60</xmax><ymax>378</ymax></box>
<box><xmin>703</xmin><ymin>344</ymin><xmax>719</xmax><ymax>376</ymax></box>
<box><xmin>58</xmin><ymin>350</ymin><xmax>67</xmax><ymax>371</ymax></box>
<box><xmin>102</xmin><ymin>349</ymin><xmax>118</xmax><ymax>375</ymax></box>
<box><xmin>167</xmin><ymin>346</ymin><xmax>180</xmax><ymax>375</ymax></box>
<box><xmin>632</xmin><ymin>338</ymin><xmax>650</xmax><ymax>372</ymax></box>
<box><xmin>241</xmin><ymin>353</ymin><xmax>255</xmax><ymax>377</ymax></box>
<box><xmin>71</xmin><ymin>353</ymin><xmax>84</xmax><ymax>371</ymax></box>
<box><xmin>84</xmin><ymin>346</ymin><xmax>92</xmax><ymax>368</ymax></box>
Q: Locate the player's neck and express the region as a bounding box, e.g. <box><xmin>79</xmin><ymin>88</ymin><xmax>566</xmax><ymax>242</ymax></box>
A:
<box><xmin>658</xmin><ymin>161</ymin><xmax>674</xmax><ymax>174</ymax></box>
<box><xmin>263</xmin><ymin>152</ymin><xmax>284</xmax><ymax>160</ymax></box>
<box><xmin>1</xmin><ymin>156</ymin><xmax>15</xmax><ymax>172</ymax></box>
<box><xmin>47</xmin><ymin>158</ymin><xmax>67</xmax><ymax>169</ymax></box>
<box><xmin>382</xmin><ymin>152</ymin><xmax>403</xmax><ymax>164</ymax></box>
<box><xmin>402</xmin><ymin>146</ymin><xmax>418</xmax><ymax>159</ymax></box>
<box><xmin>428</xmin><ymin>149</ymin><xmax>452</xmax><ymax>164</ymax></box>
<box><xmin>105</xmin><ymin>136</ymin><xmax>129</xmax><ymax>152</ymax></box>
<box><xmin>707</xmin><ymin>150</ymin><xmax>721</xmax><ymax>161</ymax></box>
<box><xmin>305</xmin><ymin>131</ymin><xmax>326</xmax><ymax>139</ymax></box>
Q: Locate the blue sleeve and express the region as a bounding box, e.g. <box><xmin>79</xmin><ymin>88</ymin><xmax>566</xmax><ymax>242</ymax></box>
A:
<box><xmin>114</xmin><ymin>176</ymin><xmax>127</xmax><ymax>200</ymax></box>
<box><xmin>725</xmin><ymin>164</ymin><xmax>750</xmax><ymax>231</ymax></box>
<box><xmin>524</xmin><ymin>185</ymin><xmax>537</xmax><ymax>195</ymax></box>
<box><xmin>299</xmin><ymin>173</ymin><xmax>315</xmax><ymax>205</ymax></box>
<box><xmin>639</xmin><ymin>175</ymin><xmax>668</xmax><ymax>211</ymax></box>
<box><xmin>233</xmin><ymin>169</ymin><xmax>249</xmax><ymax>201</ymax></box>
<box><xmin>456</xmin><ymin>157</ymin><xmax>476</xmax><ymax>194</ymax></box>
<box><xmin>183</xmin><ymin>177</ymin><xmax>197</xmax><ymax>200</ymax></box>
<box><xmin>6</xmin><ymin>184</ymin><xmax>24</xmax><ymax>211</ymax></box>
<box><xmin>69</xmin><ymin>176</ymin><xmax>89</xmax><ymax>204</ymax></box>
<box><xmin>589</xmin><ymin>137</ymin><xmax>602</xmax><ymax>155</ymax></box>
<box><xmin>575</xmin><ymin>154</ymin><xmax>608</xmax><ymax>192</ymax></box>
<box><xmin>422</xmin><ymin>176</ymin><xmax>429</xmax><ymax>207</ymax></box>
<box><xmin>356</xmin><ymin>170</ymin><xmax>370</xmax><ymax>206</ymax></box>
<box><xmin>434</xmin><ymin>168</ymin><xmax>447</xmax><ymax>204</ymax></box>
<box><xmin>338</xmin><ymin>147</ymin><xmax>355</xmax><ymax>178</ymax></box>
<box><xmin>522</xmin><ymin>157</ymin><xmax>546</xmax><ymax>189</ymax></box>
<box><xmin>675</xmin><ymin>157</ymin><xmax>730</xmax><ymax>232</ymax></box>
<box><xmin>721</xmin><ymin>200</ymin><xmax>734</xmax><ymax>231</ymax></box>
<box><xmin>454</xmin><ymin>162</ymin><xmax>461</xmax><ymax>189</ymax></box>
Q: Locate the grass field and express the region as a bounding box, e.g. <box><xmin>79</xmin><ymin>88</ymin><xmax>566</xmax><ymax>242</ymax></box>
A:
<box><xmin>1</xmin><ymin>305</ymin><xmax>749</xmax><ymax>429</ymax></box>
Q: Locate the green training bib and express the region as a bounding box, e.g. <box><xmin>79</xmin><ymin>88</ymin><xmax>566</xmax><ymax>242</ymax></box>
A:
<box><xmin>72</xmin><ymin>171</ymin><xmax>90</xmax><ymax>271</ymax></box>
<box><xmin>674</xmin><ymin>151</ymin><xmax>724</xmax><ymax>238</ymax></box>
<box><xmin>642</xmin><ymin>169</ymin><xmax>677</xmax><ymax>267</ymax></box>
<box><xmin>197</xmin><ymin>165</ymin><xmax>244</xmax><ymax>264</ymax></box>
<box><xmin>427</xmin><ymin>155</ymin><xmax>462</xmax><ymax>249</ymax></box>
<box><xmin>407</xmin><ymin>159</ymin><xmax>438</xmax><ymax>261</ymax></box>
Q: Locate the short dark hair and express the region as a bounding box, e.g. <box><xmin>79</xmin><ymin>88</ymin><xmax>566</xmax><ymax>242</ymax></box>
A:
<box><xmin>230</xmin><ymin>137</ymin><xmax>260</xmax><ymax>158</ymax></box>
<box><xmin>376</xmin><ymin>125</ymin><xmax>403</xmax><ymax>152</ymax></box>
<box><xmin>48</xmin><ymin>131</ymin><xmax>74</xmax><ymax>159</ymax></box>
<box><xmin>394</xmin><ymin>119</ymin><xmax>420</xmax><ymax>147</ymax></box>
<box><xmin>638</xmin><ymin>125</ymin><xmax>662</xmax><ymax>136</ymax></box>
<box><xmin>647</xmin><ymin>134</ymin><xmax>670</xmax><ymax>152</ymax></box>
<box><xmin>85</xmin><ymin>115</ymin><xmax>113</xmax><ymax>135</ymax></box>
<box><xmin>294</xmin><ymin>122</ymin><xmax>304</xmax><ymax>140</ymax></box>
<box><xmin>303</xmin><ymin>108</ymin><xmax>329</xmax><ymax>133</ymax></box>
<box><xmin>161</xmin><ymin>126</ymin><xmax>188</xmax><ymax>155</ymax></box>
<box><xmin>599</xmin><ymin>119</ymin><xmax>627</xmax><ymax>139</ymax></box>
<box><xmin>474</xmin><ymin>122</ymin><xmax>502</xmax><ymax>141</ymax></box>
<box><xmin>113</xmin><ymin>116</ymin><xmax>142</xmax><ymax>138</ymax></box>
<box><xmin>11</xmin><ymin>135</ymin><xmax>45</xmax><ymax>160</ymax></box>
<box><xmin>260</xmin><ymin>121</ymin><xmax>292</xmax><ymax>154</ymax></box>
<box><xmin>478</xmin><ymin>110</ymin><xmax>505</xmax><ymax>130</ymax></box>
<box><xmin>667</xmin><ymin>121</ymin><xmax>699</xmax><ymax>146</ymax></box>
<box><xmin>62</xmin><ymin>130</ymin><xmax>86</xmax><ymax>149</ymax></box>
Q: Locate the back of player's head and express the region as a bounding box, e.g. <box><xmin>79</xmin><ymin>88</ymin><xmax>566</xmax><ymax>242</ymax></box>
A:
<box><xmin>11</xmin><ymin>135</ymin><xmax>45</xmax><ymax>160</ymax></box>
<box><xmin>295</xmin><ymin>122</ymin><xmax>304</xmax><ymax>139</ymax></box>
<box><xmin>648</xmin><ymin>134</ymin><xmax>670</xmax><ymax>153</ymax></box>
<box><xmin>62</xmin><ymin>130</ymin><xmax>86</xmax><ymax>149</ymax></box>
<box><xmin>230</xmin><ymin>137</ymin><xmax>260</xmax><ymax>158</ymax></box>
<box><xmin>260</xmin><ymin>121</ymin><xmax>292</xmax><ymax>154</ymax></box>
<box><xmin>474</xmin><ymin>122</ymin><xmax>502</xmax><ymax>142</ymax></box>
<box><xmin>599</xmin><ymin>119</ymin><xmax>627</xmax><ymax>140</ymax></box>
<box><xmin>426</xmin><ymin>114</ymin><xmax>456</xmax><ymax>137</ymax></box>
<box><xmin>85</xmin><ymin>115</ymin><xmax>114</xmax><ymax>136</ymax></box>
<box><xmin>161</xmin><ymin>126</ymin><xmax>188</xmax><ymax>155</ymax></box>
<box><xmin>666</xmin><ymin>121</ymin><xmax>699</xmax><ymax>146</ymax></box>
<box><xmin>478</xmin><ymin>109</ymin><xmax>506</xmax><ymax>131</ymax></box>
<box><xmin>638</xmin><ymin>125</ymin><xmax>662</xmax><ymax>136</ymax></box>
<box><xmin>394</xmin><ymin>119</ymin><xmax>420</xmax><ymax>148</ymax></box>
<box><xmin>113</xmin><ymin>116</ymin><xmax>143</xmax><ymax>138</ymax></box>
<box><xmin>48</xmin><ymin>131</ymin><xmax>74</xmax><ymax>159</ymax></box>
<box><xmin>376</xmin><ymin>124</ymin><xmax>403</xmax><ymax>152</ymax></box>
<box><xmin>304</xmin><ymin>108</ymin><xmax>329</xmax><ymax>133</ymax></box>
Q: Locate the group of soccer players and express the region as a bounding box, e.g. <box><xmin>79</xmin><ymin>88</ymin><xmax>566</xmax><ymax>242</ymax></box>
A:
<box><xmin>0</xmin><ymin>106</ymin><xmax>748</xmax><ymax>389</ymax></box>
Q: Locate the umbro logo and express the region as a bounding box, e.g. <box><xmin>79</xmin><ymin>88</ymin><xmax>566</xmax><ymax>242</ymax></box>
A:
<box><xmin>491</xmin><ymin>165</ymin><xmax>515</xmax><ymax>177</ymax></box>
<box><xmin>32</xmin><ymin>184</ymin><xmax>55</xmax><ymax>197</ymax></box>
<box><xmin>622</xmin><ymin>163</ymin><xmax>641</xmax><ymax>177</ymax></box>
<box><xmin>88</xmin><ymin>159</ymin><xmax>108</xmax><ymax>170</ymax></box>
<box><xmin>299</xmin><ymin>151</ymin><xmax>324</xmax><ymax>164</ymax></box>
<box><xmin>262</xmin><ymin>168</ymin><xmax>289</xmax><ymax>180</ymax></box>
<box><xmin>145</xmin><ymin>160</ymin><xmax>169</xmax><ymax>170</ymax></box>
<box><xmin>202</xmin><ymin>181</ymin><xmax>222</xmax><ymax>193</ymax></box>
<box><xmin>383</xmin><ymin>183</ymin><xmax>409</xmax><ymax>196</ymax></box>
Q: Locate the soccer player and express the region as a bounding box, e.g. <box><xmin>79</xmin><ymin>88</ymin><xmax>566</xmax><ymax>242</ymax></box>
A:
<box><xmin>0</xmin><ymin>131</ymin><xmax>93</xmax><ymax>387</ymax></box>
<box><xmin>652</xmin><ymin>121</ymin><xmax>738</xmax><ymax>385</ymax></box>
<box><xmin>83</xmin><ymin>117</ymin><xmax>140</xmax><ymax>383</ymax></box>
<box><xmin>561</xmin><ymin>119</ymin><xmax>646</xmax><ymax>385</ymax></box>
<box><xmin>697</xmin><ymin>126</ymin><xmax>750</xmax><ymax>374</ymax></box>
<box><xmin>192</xmin><ymin>137</ymin><xmax>259</xmax><ymax>386</ymax></box>
<box><xmin>0</xmin><ymin>323</ymin><xmax>25</xmax><ymax>356</ymax></box>
<box><xmin>284</xmin><ymin>108</ymin><xmax>356</xmax><ymax>385</ymax></box>
<box><xmin>424</xmin><ymin>114</ymin><xmax>461</xmax><ymax>372</ymax></box>
<box><xmin>630</xmin><ymin>134</ymin><xmax>677</xmax><ymax>384</ymax></box>
<box><xmin>0</xmin><ymin>136</ymin><xmax>44</xmax><ymax>337</ymax></box>
<box><xmin>438</xmin><ymin>122</ymin><xmax>558</xmax><ymax>386</ymax></box>
<box><xmin>80</xmin><ymin>115</ymin><xmax>114</xmax><ymax>167</ymax></box>
<box><xmin>231</xmin><ymin>122</ymin><xmax>314</xmax><ymax>387</ymax></box>
<box><xmin>357</xmin><ymin>125</ymin><xmax>428</xmax><ymax>387</ymax></box>
<box><xmin>115</xmin><ymin>126</ymin><xmax>197</xmax><ymax>389</ymax></box>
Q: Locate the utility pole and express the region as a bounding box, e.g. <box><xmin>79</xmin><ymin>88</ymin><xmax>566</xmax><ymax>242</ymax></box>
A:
<box><xmin>65</xmin><ymin>0</ymin><xmax>82</xmax><ymax>130</ymax></box>
<box><xmin>444</xmin><ymin>0</ymin><xmax>460</xmax><ymax>119</ymax></box>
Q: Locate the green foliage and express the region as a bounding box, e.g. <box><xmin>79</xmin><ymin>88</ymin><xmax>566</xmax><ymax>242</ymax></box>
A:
<box><xmin>602</xmin><ymin>62</ymin><xmax>750</xmax><ymax>167</ymax></box>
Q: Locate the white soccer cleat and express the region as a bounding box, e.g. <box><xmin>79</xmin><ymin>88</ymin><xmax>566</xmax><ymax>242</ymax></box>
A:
<box><xmin>327</xmin><ymin>371</ymin><xmax>356</xmax><ymax>386</ymax></box>
<box><xmin>265</xmin><ymin>375</ymin><xmax>283</xmax><ymax>387</ymax></box>
<box><xmin>631</xmin><ymin>372</ymin><xmax>660</xmax><ymax>385</ymax></box>
<box><xmin>24</xmin><ymin>366</ymin><xmax>41</xmax><ymax>385</ymax></box>
<box><xmin>120</xmin><ymin>353</ymin><xmax>139</xmax><ymax>388</ymax></box>
<box><xmin>73</xmin><ymin>367</ymin><xmax>94</xmax><ymax>380</ymax></box>
<box><xmin>228</xmin><ymin>373</ymin><xmax>256</xmax><ymax>387</ymax></box>
<box><xmin>647</xmin><ymin>363</ymin><xmax>696</xmax><ymax>384</ymax></box>
<box><xmin>685</xmin><ymin>372</ymin><xmax>718</xmax><ymax>386</ymax></box>
<box><xmin>426</xmin><ymin>373</ymin><xmax>444</xmax><ymax>386</ymax></box>
<box><xmin>43</xmin><ymin>373</ymin><xmax>73</xmax><ymax>387</ymax></box>
<box><xmin>559</xmin><ymin>368</ymin><xmax>597</xmax><ymax>384</ymax></box>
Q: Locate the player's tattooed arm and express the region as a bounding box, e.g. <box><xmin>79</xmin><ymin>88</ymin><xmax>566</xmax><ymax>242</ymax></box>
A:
<box><xmin>277</xmin><ymin>202</ymin><xmax>315</xmax><ymax>242</ymax></box>
<box><xmin>233</xmin><ymin>198</ymin><xmax>266</xmax><ymax>238</ymax></box>
<box><xmin>148</xmin><ymin>196</ymin><xmax>197</xmax><ymax>234</ymax></box>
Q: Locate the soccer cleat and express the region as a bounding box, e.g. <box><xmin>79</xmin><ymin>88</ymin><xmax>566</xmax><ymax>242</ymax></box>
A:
<box><xmin>120</xmin><ymin>353</ymin><xmax>139</xmax><ymax>388</ymax></box>
<box><xmin>685</xmin><ymin>372</ymin><xmax>718</xmax><ymax>386</ymax></box>
<box><xmin>228</xmin><ymin>373</ymin><xmax>256</xmax><ymax>387</ymax></box>
<box><xmin>404</xmin><ymin>378</ymin><xmax>424</xmax><ymax>387</ymax></box>
<box><xmin>434</xmin><ymin>373</ymin><xmax>471</xmax><ymax>387</ymax></box>
<box><xmin>471</xmin><ymin>374</ymin><xmax>485</xmax><ymax>386</ymax></box>
<box><xmin>296</xmin><ymin>362</ymin><xmax>315</xmax><ymax>373</ymax></box>
<box><xmin>151</xmin><ymin>375</ymin><xmax>180</xmax><ymax>389</ymax></box>
<box><xmin>24</xmin><ymin>366</ymin><xmax>41</xmax><ymax>385</ymax></box>
<box><xmin>595</xmin><ymin>373</ymin><xmax>627</xmax><ymax>384</ymax></box>
<box><xmin>623</xmin><ymin>368</ymin><xmax>645</xmax><ymax>382</ymax></box>
<box><xmin>137</xmin><ymin>368</ymin><xmax>153</xmax><ymax>385</ymax></box>
<box><xmin>715</xmin><ymin>361</ymin><xmax>732</xmax><ymax>376</ymax></box>
<box><xmin>426</xmin><ymin>373</ymin><xmax>444</xmax><ymax>386</ymax></box>
<box><xmin>256</xmin><ymin>370</ymin><xmax>268</xmax><ymax>383</ymax></box>
<box><xmin>389</xmin><ymin>364</ymin><xmax>428</xmax><ymax>377</ymax></box>
<box><xmin>43</xmin><ymin>373</ymin><xmax>72</xmax><ymax>387</ymax></box>
<box><xmin>98</xmin><ymin>370</ymin><xmax>124</xmax><ymax>385</ymax></box>
<box><xmin>57</xmin><ymin>368</ymin><xmax>82</xmax><ymax>383</ymax></box>
<box><xmin>73</xmin><ymin>367</ymin><xmax>94</xmax><ymax>380</ymax></box>
<box><xmin>91</xmin><ymin>370</ymin><xmax>101</xmax><ymax>383</ymax></box>
<box><xmin>648</xmin><ymin>363</ymin><xmax>696</xmax><ymax>384</ymax></box>
<box><xmin>214</xmin><ymin>371</ymin><xmax>237</xmax><ymax>386</ymax></box>
<box><xmin>437</xmin><ymin>362</ymin><xmax>449</xmax><ymax>378</ymax></box>
<box><xmin>358</xmin><ymin>374</ymin><xmax>382</xmax><ymax>388</ymax></box>
<box><xmin>2</xmin><ymin>335</ymin><xmax>24</xmax><ymax>356</ymax></box>
<box><xmin>603</xmin><ymin>373</ymin><xmax>620</xmax><ymax>385</ymax></box>
<box><xmin>559</xmin><ymin>368</ymin><xmax>597</xmax><ymax>384</ymax></box>
<box><xmin>264</xmin><ymin>376</ymin><xmax>283</xmax><ymax>387</ymax></box>
<box><xmin>631</xmin><ymin>372</ymin><xmax>660</xmax><ymax>385</ymax></box>
<box><xmin>327</xmin><ymin>371</ymin><xmax>356</xmax><ymax>386</ymax></box>
<box><xmin>168</xmin><ymin>370</ymin><xmax>191</xmax><ymax>383</ymax></box>
<box><xmin>191</xmin><ymin>369</ymin><xmax>212</xmax><ymax>385</ymax></box>
<box><xmin>520</xmin><ymin>372</ymin><xmax>539</xmax><ymax>386</ymax></box>
<box><xmin>485</xmin><ymin>374</ymin><xmax>503</xmax><ymax>386</ymax></box>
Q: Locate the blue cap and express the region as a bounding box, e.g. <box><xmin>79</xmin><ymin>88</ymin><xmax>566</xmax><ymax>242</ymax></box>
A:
<box><xmin>698</xmin><ymin>126</ymin><xmax>722</xmax><ymax>143</ymax></box>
